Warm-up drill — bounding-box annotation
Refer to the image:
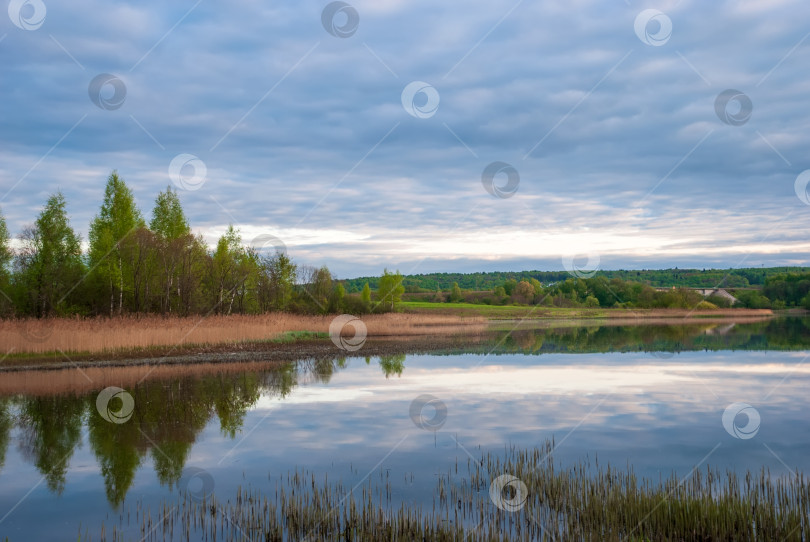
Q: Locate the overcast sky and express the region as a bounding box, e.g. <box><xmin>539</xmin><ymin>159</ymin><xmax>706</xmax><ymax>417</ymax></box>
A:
<box><xmin>1</xmin><ymin>0</ymin><xmax>809</xmax><ymax>278</ymax></box>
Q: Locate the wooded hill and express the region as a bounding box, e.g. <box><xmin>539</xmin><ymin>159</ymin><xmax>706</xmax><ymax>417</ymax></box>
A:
<box><xmin>344</xmin><ymin>267</ymin><xmax>810</xmax><ymax>293</ymax></box>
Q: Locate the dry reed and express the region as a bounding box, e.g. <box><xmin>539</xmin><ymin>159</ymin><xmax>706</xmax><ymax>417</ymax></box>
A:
<box><xmin>0</xmin><ymin>313</ymin><xmax>486</xmax><ymax>356</ymax></box>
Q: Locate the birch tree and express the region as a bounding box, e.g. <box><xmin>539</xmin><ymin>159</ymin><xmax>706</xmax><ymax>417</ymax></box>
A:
<box><xmin>88</xmin><ymin>172</ymin><xmax>144</xmax><ymax>314</ymax></box>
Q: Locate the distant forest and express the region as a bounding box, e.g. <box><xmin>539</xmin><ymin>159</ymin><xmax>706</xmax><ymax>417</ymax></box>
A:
<box><xmin>344</xmin><ymin>267</ymin><xmax>810</xmax><ymax>293</ymax></box>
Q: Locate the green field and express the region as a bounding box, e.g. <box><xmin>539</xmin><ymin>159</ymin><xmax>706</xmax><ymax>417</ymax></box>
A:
<box><xmin>402</xmin><ymin>301</ymin><xmax>618</xmax><ymax>319</ymax></box>
<box><xmin>399</xmin><ymin>301</ymin><xmax>772</xmax><ymax>320</ymax></box>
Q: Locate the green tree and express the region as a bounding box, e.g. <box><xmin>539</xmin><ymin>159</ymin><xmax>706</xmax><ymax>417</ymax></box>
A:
<box><xmin>329</xmin><ymin>282</ymin><xmax>346</xmax><ymax>313</ymax></box>
<box><xmin>150</xmin><ymin>186</ymin><xmax>192</xmax><ymax>313</ymax></box>
<box><xmin>448</xmin><ymin>282</ymin><xmax>463</xmax><ymax>302</ymax></box>
<box><xmin>301</xmin><ymin>266</ymin><xmax>333</xmax><ymax>313</ymax></box>
<box><xmin>208</xmin><ymin>225</ymin><xmax>253</xmax><ymax>314</ymax></box>
<box><xmin>88</xmin><ymin>172</ymin><xmax>144</xmax><ymax>315</ymax></box>
<box><xmin>14</xmin><ymin>193</ymin><xmax>84</xmax><ymax>316</ymax></box>
<box><xmin>377</xmin><ymin>269</ymin><xmax>405</xmax><ymax>311</ymax></box>
<box><xmin>150</xmin><ymin>186</ymin><xmax>190</xmax><ymax>240</ymax></box>
<box><xmin>234</xmin><ymin>248</ymin><xmax>260</xmax><ymax>314</ymax></box>
<box><xmin>361</xmin><ymin>282</ymin><xmax>371</xmax><ymax>311</ymax></box>
<box><xmin>261</xmin><ymin>252</ymin><xmax>297</xmax><ymax>311</ymax></box>
<box><xmin>513</xmin><ymin>280</ymin><xmax>534</xmax><ymax>304</ymax></box>
<box><xmin>0</xmin><ymin>208</ymin><xmax>12</xmax><ymax>314</ymax></box>
<box><xmin>128</xmin><ymin>226</ymin><xmax>157</xmax><ymax>313</ymax></box>
<box><xmin>503</xmin><ymin>278</ymin><xmax>518</xmax><ymax>296</ymax></box>
<box><xmin>433</xmin><ymin>286</ymin><xmax>445</xmax><ymax>302</ymax></box>
<box><xmin>735</xmin><ymin>289</ymin><xmax>771</xmax><ymax>309</ymax></box>
<box><xmin>762</xmin><ymin>273</ymin><xmax>810</xmax><ymax>307</ymax></box>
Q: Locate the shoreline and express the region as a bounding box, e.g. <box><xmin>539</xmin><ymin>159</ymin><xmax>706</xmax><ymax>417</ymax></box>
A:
<box><xmin>0</xmin><ymin>307</ymin><xmax>786</xmax><ymax>373</ymax></box>
<box><xmin>0</xmin><ymin>336</ymin><xmax>476</xmax><ymax>375</ymax></box>
<box><xmin>0</xmin><ymin>335</ymin><xmax>489</xmax><ymax>393</ymax></box>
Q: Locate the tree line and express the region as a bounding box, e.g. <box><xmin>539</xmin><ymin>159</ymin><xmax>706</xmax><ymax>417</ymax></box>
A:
<box><xmin>432</xmin><ymin>276</ymin><xmax>719</xmax><ymax>309</ymax></box>
<box><xmin>344</xmin><ymin>267</ymin><xmax>810</xmax><ymax>293</ymax></box>
<box><xmin>0</xmin><ymin>172</ymin><xmax>405</xmax><ymax>318</ymax></box>
<box><xmin>434</xmin><ymin>274</ymin><xmax>810</xmax><ymax>310</ymax></box>
<box><xmin>738</xmin><ymin>273</ymin><xmax>810</xmax><ymax>309</ymax></box>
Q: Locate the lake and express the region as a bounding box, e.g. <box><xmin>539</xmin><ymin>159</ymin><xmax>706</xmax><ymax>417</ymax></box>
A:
<box><xmin>1</xmin><ymin>317</ymin><xmax>809</xmax><ymax>540</ymax></box>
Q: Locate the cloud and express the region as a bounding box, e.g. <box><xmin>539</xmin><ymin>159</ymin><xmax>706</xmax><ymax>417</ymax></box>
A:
<box><xmin>1</xmin><ymin>0</ymin><xmax>808</xmax><ymax>277</ymax></box>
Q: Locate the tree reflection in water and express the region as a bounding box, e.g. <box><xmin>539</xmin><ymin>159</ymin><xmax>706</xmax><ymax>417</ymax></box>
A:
<box><xmin>3</xmin><ymin>358</ymin><xmax>341</xmax><ymax>506</ymax></box>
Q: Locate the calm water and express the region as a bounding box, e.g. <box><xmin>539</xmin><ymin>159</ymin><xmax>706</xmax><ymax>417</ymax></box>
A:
<box><xmin>1</xmin><ymin>317</ymin><xmax>809</xmax><ymax>540</ymax></box>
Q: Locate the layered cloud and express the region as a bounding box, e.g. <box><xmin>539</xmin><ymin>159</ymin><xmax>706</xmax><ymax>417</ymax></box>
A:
<box><xmin>1</xmin><ymin>0</ymin><xmax>808</xmax><ymax>277</ymax></box>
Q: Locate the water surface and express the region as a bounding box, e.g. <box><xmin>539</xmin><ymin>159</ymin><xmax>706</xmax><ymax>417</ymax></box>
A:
<box><xmin>1</xmin><ymin>317</ymin><xmax>808</xmax><ymax>540</ymax></box>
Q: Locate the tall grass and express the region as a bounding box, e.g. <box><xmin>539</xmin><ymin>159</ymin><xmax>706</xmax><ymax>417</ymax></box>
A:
<box><xmin>0</xmin><ymin>313</ymin><xmax>486</xmax><ymax>356</ymax></box>
<box><xmin>86</xmin><ymin>438</ymin><xmax>809</xmax><ymax>541</ymax></box>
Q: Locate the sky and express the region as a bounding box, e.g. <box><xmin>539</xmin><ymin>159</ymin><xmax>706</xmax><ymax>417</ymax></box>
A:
<box><xmin>1</xmin><ymin>0</ymin><xmax>809</xmax><ymax>279</ymax></box>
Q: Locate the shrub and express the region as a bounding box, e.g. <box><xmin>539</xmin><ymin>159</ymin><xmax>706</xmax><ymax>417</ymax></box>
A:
<box><xmin>705</xmin><ymin>294</ymin><xmax>732</xmax><ymax>309</ymax></box>
<box><xmin>448</xmin><ymin>282</ymin><xmax>463</xmax><ymax>303</ymax></box>
<box><xmin>735</xmin><ymin>290</ymin><xmax>772</xmax><ymax>309</ymax></box>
